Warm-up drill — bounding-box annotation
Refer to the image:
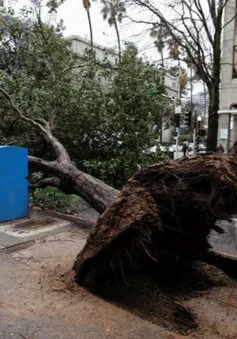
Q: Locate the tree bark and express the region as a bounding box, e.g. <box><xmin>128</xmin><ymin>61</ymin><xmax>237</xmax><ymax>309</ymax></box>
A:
<box><xmin>207</xmin><ymin>18</ymin><xmax>221</xmax><ymax>152</ymax></box>
<box><xmin>86</xmin><ymin>8</ymin><xmax>94</xmax><ymax>58</ymax></box>
<box><xmin>29</xmin><ymin>156</ymin><xmax>119</xmax><ymax>214</ymax></box>
<box><xmin>114</xmin><ymin>17</ymin><xmax>122</xmax><ymax>64</ymax></box>
<box><xmin>207</xmin><ymin>82</ymin><xmax>219</xmax><ymax>151</ymax></box>
<box><xmin>160</xmin><ymin>48</ymin><xmax>165</xmax><ymax>84</ymax></box>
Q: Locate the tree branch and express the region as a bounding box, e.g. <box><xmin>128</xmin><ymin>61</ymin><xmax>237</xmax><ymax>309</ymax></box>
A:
<box><xmin>28</xmin><ymin>155</ymin><xmax>58</xmax><ymax>172</ymax></box>
<box><xmin>0</xmin><ymin>87</ymin><xmax>47</xmax><ymax>134</ymax></box>
<box><xmin>0</xmin><ymin>86</ymin><xmax>70</xmax><ymax>163</ymax></box>
<box><xmin>131</xmin><ymin>0</ymin><xmax>212</xmax><ymax>85</ymax></box>
<box><xmin>29</xmin><ymin>176</ymin><xmax>61</xmax><ymax>189</ymax></box>
<box><xmin>29</xmin><ymin>175</ymin><xmax>76</xmax><ymax>195</ymax></box>
<box><xmin>193</xmin><ymin>0</ymin><xmax>214</xmax><ymax>44</ymax></box>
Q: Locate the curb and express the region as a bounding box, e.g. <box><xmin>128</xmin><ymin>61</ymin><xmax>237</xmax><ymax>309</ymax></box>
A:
<box><xmin>30</xmin><ymin>206</ymin><xmax>97</xmax><ymax>228</ymax></box>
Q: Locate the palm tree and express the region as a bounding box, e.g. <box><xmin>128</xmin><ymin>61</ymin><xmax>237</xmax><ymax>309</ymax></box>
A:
<box><xmin>150</xmin><ymin>23</ymin><xmax>169</xmax><ymax>83</ymax></box>
<box><xmin>150</xmin><ymin>24</ymin><xmax>166</xmax><ymax>68</ymax></box>
<box><xmin>101</xmin><ymin>0</ymin><xmax>126</xmax><ymax>64</ymax></box>
<box><xmin>82</xmin><ymin>0</ymin><xmax>94</xmax><ymax>56</ymax></box>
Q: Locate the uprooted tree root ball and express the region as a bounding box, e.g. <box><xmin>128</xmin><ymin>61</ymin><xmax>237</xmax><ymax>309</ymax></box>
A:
<box><xmin>74</xmin><ymin>154</ymin><xmax>237</xmax><ymax>290</ymax></box>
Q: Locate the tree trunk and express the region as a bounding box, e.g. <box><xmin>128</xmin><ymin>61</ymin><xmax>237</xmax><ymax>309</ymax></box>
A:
<box><xmin>207</xmin><ymin>21</ymin><xmax>221</xmax><ymax>152</ymax></box>
<box><xmin>29</xmin><ymin>156</ymin><xmax>119</xmax><ymax>214</ymax></box>
<box><xmin>59</xmin><ymin>162</ymin><xmax>118</xmax><ymax>213</ymax></box>
<box><xmin>114</xmin><ymin>17</ymin><xmax>122</xmax><ymax>64</ymax></box>
<box><xmin>160</xmin><ymin>48</ymin><xmax>165</xmax><ymax>85</ymax></box>
<box><xmin>207</xmin><ymin>83</ymin><xmax>219</xmax><ymax>151</ymax></box>
<box><xmin>86</xmin><ymin>8</ymin><xmax>94</xmax><ymax>58</ymax></box>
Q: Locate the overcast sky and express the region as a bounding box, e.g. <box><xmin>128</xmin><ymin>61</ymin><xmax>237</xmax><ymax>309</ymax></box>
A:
<box><xmin>57</xmin><ymin>0</ymin><xmax>163</xmax><ymax>61</ymax></box>
<box><xmin>6</xmin><ymin>0</ymin><xmax>204</xmax><ymax>94</ymax></box>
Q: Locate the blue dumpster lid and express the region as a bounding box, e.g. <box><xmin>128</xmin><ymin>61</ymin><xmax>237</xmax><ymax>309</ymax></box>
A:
<box><xmin>0</xmin><ymin>145</ymin><xmax>27</xmax><ymax>149</ymax></box>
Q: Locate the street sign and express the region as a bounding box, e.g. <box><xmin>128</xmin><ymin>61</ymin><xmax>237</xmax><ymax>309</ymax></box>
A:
<box><xmin>220</xmin><ymin>128</ymin><xmax>228</xmax><ymax>140</ymax></box>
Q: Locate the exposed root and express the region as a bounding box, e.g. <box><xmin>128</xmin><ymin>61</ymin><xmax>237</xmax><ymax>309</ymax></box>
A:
<box><xmin>74</xmin><ymin>154</ymin><xmax>237</xmax><ymax>290</ymax></box>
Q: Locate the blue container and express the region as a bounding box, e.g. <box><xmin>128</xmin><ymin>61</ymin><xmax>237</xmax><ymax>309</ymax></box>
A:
<box><xmin>0</xmin><ymin>146</ymin><xmax>28</xmax><ymax>222</ymax></box>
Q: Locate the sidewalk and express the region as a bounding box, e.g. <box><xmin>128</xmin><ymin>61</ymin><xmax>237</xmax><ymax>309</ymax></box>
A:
<box><xmin>0</xmin><ymin>227</ymin><xmax>172</xmax><ymax>339</ymax></box>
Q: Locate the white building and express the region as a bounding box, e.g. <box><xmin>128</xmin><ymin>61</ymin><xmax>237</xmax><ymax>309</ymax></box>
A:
<box><xmin>187</xmin><ymin>91</ymin><xmax>209</xmax><ymax>117</ymax></box>
<box><xmin>67</xmin><ymin>35</ymin><xmax>118</xmax><ymax>64</ymax></box>
<box><xmin>67</xmin><ymin>35</ymin><xmax>178</xmax><ymax>93</ymax></box>
<box><xmin>164</xmin><ymin>73</ymin><xmax>179</xmax><ymax>99</ymax></box>
<box><xmin>218</xmin><ymin>0</ymin><xmax>237</xmax><ymax>151</ymax></box>
<box><xmin>161</xmin><ymin>74</ymin><xmax>179</xmax><ymax>143</ymax></box>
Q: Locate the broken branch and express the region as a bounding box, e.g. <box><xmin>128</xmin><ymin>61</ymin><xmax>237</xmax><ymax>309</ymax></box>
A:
<box><xmin>0</xmin><ymin>86</ymin><xmax>70</xmax><ymax>162</ymax></box>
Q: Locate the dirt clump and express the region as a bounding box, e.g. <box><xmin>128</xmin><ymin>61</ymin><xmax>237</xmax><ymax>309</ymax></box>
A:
<box><xmin>74</xmin><ymin>154</ymin><xmax>237</xmax><ymax>288</ymax></box>
<box><xmin>72</xmin><ymin>154</ymin><xmax>237</xmax><ymax>334</ymax></box>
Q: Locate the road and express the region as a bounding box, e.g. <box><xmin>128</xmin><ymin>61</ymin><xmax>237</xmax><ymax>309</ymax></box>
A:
<box><xmin>173</xmin><ymin>151</ymin><xmax>206</xmax><ymax>159</ymax></box>
<box><xmin>209</xmin><ymin>218</ymin><xmax>237</xmax><ymax>259</ymax></box>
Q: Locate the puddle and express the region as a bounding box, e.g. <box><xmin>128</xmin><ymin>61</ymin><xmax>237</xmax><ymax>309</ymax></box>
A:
<box><xmin>0</xmin><ymin>217</ymin><xmax>71</xmax><ymax>238</ymax></box>
<box><xmin>16</xmin><ymin>217</ymin><xmax>58</xmax><ymax>230</ymax></box>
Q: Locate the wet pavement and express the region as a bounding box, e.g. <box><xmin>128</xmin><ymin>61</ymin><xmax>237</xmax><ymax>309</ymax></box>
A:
<box><xmin>209</xmin><ymin>218</ymin><xmax>237</xmax><ymax>259</ymax></box>
<box><xmin>0</xmin><ymin>209</ymin><xmax>237</xmax><ymax>338</ymax></box>
<box><xmin>0</xmin><ymin>211</ymin><xmax>72</xmax><ymax>249</ymax></box>
<box><xmin>0</xmin><ymin>229</ymin><xmax>171</xmax><ymax>339</ymax></box>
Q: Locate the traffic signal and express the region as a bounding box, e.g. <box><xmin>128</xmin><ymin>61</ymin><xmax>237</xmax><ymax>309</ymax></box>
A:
<box><xmin>184</xmin><ymin>111</ymin><xmax>192</xmax><ymax>127</ymax></box>
<box><xmin>173</xmin><ymin>114</ymin><xmax>180</xmax><ymax>127</ymax></box>
<box><xmin>198</xmin><ymin>129</ymin><xmax>206</xmax><ymax>137</ymax></box>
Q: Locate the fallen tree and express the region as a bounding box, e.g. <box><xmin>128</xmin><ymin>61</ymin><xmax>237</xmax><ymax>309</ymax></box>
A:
<box><xmin>0</xmin><ymin>17</ymin><xmax>169</xmax><ymax>199</ymax></box>
<box><xmin>0</xmin><ymin>87</ymin><xmax>119</xmax><ymax>214</ymax></box>
<box><xmin>74</xmin><ymin>154</ymin><xmax>237</xmax><ymax>289</ymax></box>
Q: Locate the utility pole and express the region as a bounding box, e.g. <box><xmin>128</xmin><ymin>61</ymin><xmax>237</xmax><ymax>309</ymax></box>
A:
<box><xmin>203</xmin><ymin>82</ymin><xmax>207</xmax><ymax>118</ymax></box>
<box><xmin>197</xmin><ymin>115</ymin><xmax>202</xmax><ymax>152</ymax></box>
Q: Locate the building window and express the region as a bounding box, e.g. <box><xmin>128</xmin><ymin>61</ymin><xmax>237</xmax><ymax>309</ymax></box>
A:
<box><xmin>233</xmin><ymin>46</ymin><xmax>237</xmax><ymax>78</ymax></box>
<box><xmin>115</xmin><ymin>58</ymin><xmax>118</xmax><ymax>65</ymax></box>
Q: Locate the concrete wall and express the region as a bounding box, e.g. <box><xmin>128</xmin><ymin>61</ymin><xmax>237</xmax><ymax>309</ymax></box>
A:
<box><xmin>218</xmin><ymin>0</ymin><xmax>237</xmax><ymax>150</ymax></box>
<box><xmin>220</xmin><ymin>0</ymin><xmax>237</xmax><ymax>110</ymax></box>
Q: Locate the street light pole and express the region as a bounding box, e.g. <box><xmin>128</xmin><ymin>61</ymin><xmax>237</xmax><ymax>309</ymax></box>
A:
<box><xmin>193</xmin><ymin>111</ymin><xmax>196</xmax><ymax>154</ymax></box>
<box><xmin>190</xmin><ymin>66</ymin><xmax>197</xmax><ymax>154</ymax></box>
<box><xmin>197</xmin><ymin>115</ymin><xmax>202</xmax><ymax>152</ymax></box>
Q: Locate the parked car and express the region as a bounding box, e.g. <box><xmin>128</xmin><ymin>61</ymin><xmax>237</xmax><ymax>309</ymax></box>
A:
<box><xmin>198</xmin><ymin>143</ymin><xmax>206</xmax><ymax>151</ymax></box>
<box><xmin>171</xmin><ymin>144</ymin><xmax>182</xmax><ymax>152</ymax></box>
<box><xmin>159</xmin><ymin>145</ymin><xmax>167</xmax><ymax>152</ymax></box>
